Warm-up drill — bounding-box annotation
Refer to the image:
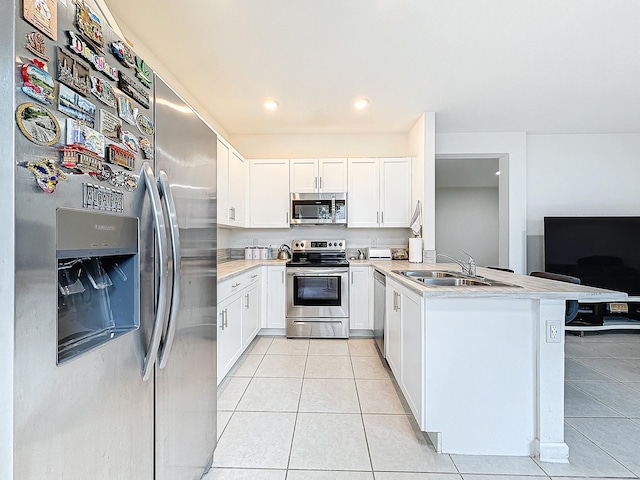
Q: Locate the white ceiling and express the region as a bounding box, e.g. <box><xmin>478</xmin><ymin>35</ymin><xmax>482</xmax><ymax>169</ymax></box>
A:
<box><xmin>103</xmin><ymin>0</ymin><xmax>640</xmax><ymax>136</ymax></box>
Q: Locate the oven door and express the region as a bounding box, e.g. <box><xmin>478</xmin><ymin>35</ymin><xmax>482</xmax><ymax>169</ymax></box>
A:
<box><xmin>286</xmin><ymin>267</ymin><xmax>349</xmax><ymax>319</ymax></box>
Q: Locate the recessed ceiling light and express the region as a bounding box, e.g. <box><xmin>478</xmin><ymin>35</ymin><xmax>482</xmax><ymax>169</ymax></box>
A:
<box><xmin>353</xmin><ymin>98</ymin><xmax>369</xmax><ymax>110</ymax></box>
<box><xmin>495</xmin><ymin>171</ymin><xmax>501</xmax><ymax>176</ymax></box>
<box><xmin>264</xmin><ymin>99</ymin><xmax>279</xmax><ymax>110</ymax></box>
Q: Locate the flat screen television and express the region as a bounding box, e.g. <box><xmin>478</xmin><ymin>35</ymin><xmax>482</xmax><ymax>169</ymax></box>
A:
<box><xmin>544</xmin><ymin>216</ymin><xmax>640</xmax><ymax>297</ymax></box>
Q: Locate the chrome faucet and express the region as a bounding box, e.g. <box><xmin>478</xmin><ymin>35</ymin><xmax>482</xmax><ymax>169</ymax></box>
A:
<box><xmin>437</xmin><ymin>251</ymin><xmax>477</xmax><ymax>277</ymax></box>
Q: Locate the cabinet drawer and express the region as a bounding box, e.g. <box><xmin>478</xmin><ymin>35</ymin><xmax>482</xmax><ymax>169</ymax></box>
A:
<box><xmin>218</xmin><ymin>267</ymin><xmax>262</xmax><ymax>301</ymax></box>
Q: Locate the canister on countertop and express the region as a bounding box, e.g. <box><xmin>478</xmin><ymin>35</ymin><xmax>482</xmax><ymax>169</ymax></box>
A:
<box><xmin>259</xmin><ymin>247</ymin><xmax>268</xmax><ymax>259</ymax></box>
<box><xmin>251</xmin><ymin>247</ymin><xmax>259</xmax><ymax>259</ymax></box>
<box><xmin>244</xmin><ymin>247</ymin><xmax>252</xmax><ymax>260</ymax></box>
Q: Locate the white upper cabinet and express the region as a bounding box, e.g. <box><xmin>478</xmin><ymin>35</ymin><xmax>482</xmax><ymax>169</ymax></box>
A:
<box><xmin>290</xmin><ymin>158</ymin><xmax>347</xmax><ymax>193</ymax></box>
<box><xmin>347</xmin><ymin>157</ymin><xmax>411</xmax><ymax>228</ymax></box>
<box><xmin>217</xmin><ymin>139</ymin><xmax>246</xmax><ymax>227</ymax></box>
<box><xmin>249</xmin><ymin>159</ymin><xmax>290</xmax><ymax>228</ymax></box>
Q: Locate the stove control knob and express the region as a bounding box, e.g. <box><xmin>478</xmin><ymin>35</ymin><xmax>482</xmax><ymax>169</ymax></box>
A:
<box><xmin>300</xmin><ymin>242</ymin><xmax>305</xmax><ymax>248</ymax></box>
<box><xmin>329</xmin><ymin>242</ymin><xmax>333</xmax><ymax>247</ymax></box>
<box><xmin>338</xmin><ymin>242</ymin><xmax>343</xmax><ymax>247</ymax></box>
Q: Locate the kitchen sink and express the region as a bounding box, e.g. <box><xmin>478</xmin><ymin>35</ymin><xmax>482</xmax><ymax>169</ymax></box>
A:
<box><xmin>392</xmin><ymin>270</ymin><xmax>520</xmax><ymax>288</ymax></box>
<box><xmin>396</xmin><ymin>270</ymin><xmax>459</xmax><ymax>278</ymax></box>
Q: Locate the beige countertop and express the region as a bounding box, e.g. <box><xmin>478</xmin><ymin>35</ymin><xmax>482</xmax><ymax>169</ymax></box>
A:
<box><xmin>218</xmin><ymin>259</ymin><xmax>289</xmax><ymax>281</ymax></box>
<box><xmin>218</xmin><ymin>258</ymin><xmax>627</xmax><ymax>301</ymax></box>
<box><xmin>351</xmin><ymin>259</ymin><xmax>627</xmax><ymax>301</ymax></box>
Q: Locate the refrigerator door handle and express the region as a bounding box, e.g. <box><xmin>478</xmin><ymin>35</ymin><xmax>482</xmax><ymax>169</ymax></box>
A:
<box><xmin>141</xmin><ymin>162</ymin><xmax>170</xmax><ymax>381</ymax></box>
<box><xmin>157</xmin><ymin>170</ymin><xmax>181</xmax><ymax>369</ymax></box>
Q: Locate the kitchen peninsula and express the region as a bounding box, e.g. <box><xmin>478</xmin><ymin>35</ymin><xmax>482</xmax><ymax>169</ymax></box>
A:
<box><xmin>218</xmin><ymin>259</ymin><xmax>626</xmax><ymax>463</ymax></box>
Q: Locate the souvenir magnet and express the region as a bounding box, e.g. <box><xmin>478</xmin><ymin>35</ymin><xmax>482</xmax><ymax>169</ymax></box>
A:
<box><xmin>75</xmin><ymin>1</ymin><xmax>105</xmax><ymax>51</ymax></box>
<box><xmin>107</xmin><ymin>144</ymin><xmax>135</xmax><ymax>170</ymax></box>
<box><xmin>139</xmin><ymin>137</ymin><xmax>153</xmax><ymax>160</ymax></box>
<box><xmin>25</xmin><ymin>31</ymin><xmax>50</xmax><ymax>61</ymax></box>
<box><xmin>111</xmin><ymin>40</ymin><xmax>135</xmax><ymax>69</ymax></box>
<box><xmin>21</xmin><ymin>158</ymin><xmax>66</xmax><ymax>193</ymax></box>
<box><xmin>136</xmin><ymin>113</ymin><xmax>153</xmax><ymax>136</ymax></box>
<box><xmin>116</xmin><ymin>95</ymin><xmax>138</xmax><ymax>125</ymax></box>
<box><xmin>118</xmin><ymin>72</ymin><xmax>149</xmax><ymax>108</ymax></box>
<box><xmin>58</xmin><ymin>84</ymin><xmax>96</xmax><ymax>127</ymax></box>
<box><xmin>57</xmin><ymin>46</ymin><xmax>91</xmax><ymax>96</ymax></box>
<box><xmin>121</xmin><ymin>131</ymin><xmax>139</xmax><ymax>154</ymax></box>
<box><xmin>59</xmin><ymin>146</ymin><xmax>102</xmax><ymax>174</ymax></box>
<box><xmin>66</xmin><ymin>118</ymin><xmax>105</xmax><ymax>157</ymax></box>
<box><xmin>134</xmin><ymin>56</ymin><xmax>152</xmax><ymax>89</ymax></box>
<box><xmin>66</xmin><ymin>31</ymin><xmax>118</xmax><ymax>81</ymax></box>
<box><xmin>15</xmin><ymin>102</ymin><xmax>60</xmax><ymax>146</ymax></box>
<box><xmin>83</xmin><ymin>183</ymin><xmax>124</xmax><ymax>212</ymax></box>
<box><xmin>99</xmin><ymin>109</ymin><xmax>122</xmax><ymax>142</ymax></box>
<box><xmin>109</xmin><ymin>170</ymin><xmax>137</xmax><ymax>192</ymax></box>
<box><xmin>90</xmin><ymin>163</ymin><xmax>112</xmax><ymax>182</ymax></box>
<box><xmin>21</xmin><ymin>58</ymin><xmax>55</xmax><ymax>105</ymax></box>
<box><xmin>23</xmin><ymin>0</ymin><xmax>57</xmax><ymax>41</ymax></box>
<box><xmin>90</xmin><ymin>76</ymin><xmax>116</xmax><ymax>107</ymax></box>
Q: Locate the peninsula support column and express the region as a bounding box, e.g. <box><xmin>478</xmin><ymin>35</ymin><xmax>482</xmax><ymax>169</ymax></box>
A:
<box><xmin>536</xmin><ymin>298</ymin><xmax>569</xmax><ymax>463</ymax></box>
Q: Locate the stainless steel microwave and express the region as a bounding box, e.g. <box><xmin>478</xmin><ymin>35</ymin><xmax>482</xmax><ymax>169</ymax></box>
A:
<box><xmin>290</xmin><ymin>193</ymin><xmax>347</xmax><ymax>225</ymax></box>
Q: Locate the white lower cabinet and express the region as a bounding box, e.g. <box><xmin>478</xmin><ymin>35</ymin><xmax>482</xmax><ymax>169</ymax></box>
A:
<box><xmin>349</xmin><ymin>266</ymin><xmax>372</xmax><ymax>330</ymax></box>
<box><xmin>217</xmin><ymin>292</ymin><xmax>243</xmax><ymax>385</ymax></box>
<box><xmin>242</xmin><ymin>282</ymin><xmax>261</xmax><ymax>348</ymax></box>
<box><xmin>217</xmin><ymin>268</ymin><xmax>262</xmax><ymax>385</ymax></box>
<box><xmin>386</xmin><ymin>277</ymin><xmax>425</xmax><ymax>428</ymax></box>
<box><xmin>264</xmin><ymin>265</ymin><xmax>286</xmax><ymax>328</ymax></box>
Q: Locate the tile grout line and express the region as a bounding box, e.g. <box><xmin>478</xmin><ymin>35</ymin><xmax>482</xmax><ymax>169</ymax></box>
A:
<box><xmin>284</xmin><ymin>343</ymin><xmax>309</xmax><ymax>477</ymax></box>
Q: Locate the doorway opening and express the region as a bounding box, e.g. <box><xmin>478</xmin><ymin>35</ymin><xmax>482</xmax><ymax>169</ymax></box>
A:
<box><xmin>435</xmin><ymin>156</ymin><xmax>507</xmax><ymax>269</ymax></box>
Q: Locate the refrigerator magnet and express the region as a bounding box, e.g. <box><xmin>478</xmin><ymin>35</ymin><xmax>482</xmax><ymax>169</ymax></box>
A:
<box><xmin>134</xmin><ymin>56</ymin><xmax>152</xmax><ymax>89</ymax></box>
<box><xmin>57</xmin><ymin>47</ymin><xmax>91</xmax><ymax>97</ymax></box>
<box><xmin>107</xmin><ymin>144</ymin><xmax>135</xmax><ymax>170</ymax></box>
<box><xmin>75</xmin><ymin>0</ymin><xmax>105</xmax><ymax>52</ymax></box>
<box><xmin>25</xmin><ymin>32</ymin><xmax>50</xmax><ymax>61</ymax></box>
<box><xmin>21</xmin><ymin>58</ymin><xmax>55</xmax><ymax>106</ymax></box>
<box><xmin>116</xmin><ymin>95</ymin><xmax>137</xmax><ymax>125</ymax></box>
<box><xmin>58</xmin><ymin>84</ymin><xmax>96</xmax><ymax>128</ymax></box>
<box><xmin>139</xmin><ymin>138</ymin><xmax>153</xmax><ymax>160</ymax></box>
<box><xmin>20</xmin><ymin>158</ymin><xmax>67</xmax><ymax>193</ymax></box>
<box><xmin>136</xmin><ymin>114</ymin><xmax>153</xmax><ymax>136</ymax></box>
<box><xmin>121</xmin><ymin>131</ymin><xmax>139</xmax><ymax>154</ymax></box>
<box><xmin>111</xmin><ymin>40</ymin><xmax>135</xmax><ymax>69</ymax></box>
<box><xmin>15</xmin><ymin>102</ymin><xmax>60</xmax><ymax>146</ymax></box>
<box><xmin>23</xmin><ymin>0</ymin><xmax>57</xmax><ymax>41</ymax></box>
<box><xmin>90</xmin><ymin>76</ymin><xmax>116</xmax><ymax>108</ymax></box>
<box><xmin>99</xmin><ymin>109</ymin><xmax>122</xmax><ymax>142</ymax></box>
<box><xmin>65</xmin><ymin>118</ymin><xmax>106</xmax><ymax>158</ymax></box>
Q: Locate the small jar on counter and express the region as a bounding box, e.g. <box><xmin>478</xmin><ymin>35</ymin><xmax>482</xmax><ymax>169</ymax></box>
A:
<box><xmin>244</xmin><ymin>247</ymin><xmax>252</xmax><ymax>260</ymax></box>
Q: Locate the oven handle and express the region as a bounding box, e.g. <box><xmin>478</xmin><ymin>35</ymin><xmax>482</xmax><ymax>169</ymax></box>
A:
<box><xmin>286</xmin><ymin>268</ymin><xmax>349</xmax><ymax>275</ymax></box>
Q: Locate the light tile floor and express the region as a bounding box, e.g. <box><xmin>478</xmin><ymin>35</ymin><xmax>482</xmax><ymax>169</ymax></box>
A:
<box><xmin>207</xmin><ymin>331</ymin><xmax>640</xmax><ymax>480</ymax></box>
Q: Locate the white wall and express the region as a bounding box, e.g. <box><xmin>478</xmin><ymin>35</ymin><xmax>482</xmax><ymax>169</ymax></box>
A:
<box><xmin>526</xmin><ymin>133</ymin><xmax>640</xmax><ymax>271</ymax></box>
<box><xmin>436</xmin><ymin>133</ymin><xmax>527</xmax><ymax>273</ymax></box>
<box><xmin>436</xmin><ymin>187</ymin><xmax>499</xmax><ymax>266</ymax></box>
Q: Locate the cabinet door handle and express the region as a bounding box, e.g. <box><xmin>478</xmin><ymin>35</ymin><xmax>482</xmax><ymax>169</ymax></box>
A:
<box><xmin>376</xmin><ymin>211</ymin><xmax>379</xmax><ymax>224</ymax></box>
<box><xmin>281</xmin><ymin>271</ymin><xmax>285</xmax><ymax>283</ymax></box>
<box><xmin>314</xmin><ymin>177</ymin><xmax>318</xmax><ymax>189</ymax></box>
<box><xmin>219</xmin><ymin>310</ymin><xmax>225</xmax><ymax>330</ymax></box>
<box><xmin>351</xmin><ymin>271</ymin><xmax>354</xmax><ymax>284</ymax></box>
<box><xmin>245</xmin><ymin>293</ymin><xmax>249</xmax><ymax>309</ymax></box>
<box><xmin>232</xmin><ymin>282</ymin><xmax>241</xmax><ymax>288</ymax></box>
<box><xmin>286</xmin><ymin>212</ymin><xmax>289</xmax><ymax>224</ymax></box>
<box><xmin>224</xmin><ymin>309</ymin><xmax>228</xmax><ymax>328</ymax></box>
<box><xmin>251</xmin><ymin>274</ymin><xmax>258</xmax><ymax>279</ymax></box>
<box><xmin>381</xmin><ymin>211</ymin><xmax>384</xmax><ymax>225</ymax></box>
<box><xmin>320</xmin><ymin>177</ymin><xmax>323</xmax><ymax>189</ymax></box>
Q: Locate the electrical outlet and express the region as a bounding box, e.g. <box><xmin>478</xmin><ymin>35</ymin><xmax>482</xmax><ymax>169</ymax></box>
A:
<box><xmin>253</xmin><ymin>238</ymin><xmax>259</xmax><ymax>246</ymax></box>
<box><xmin>371</xmin><ymin>238</ymin><xmax>377</xmax><ymax>247</ymax></box>
<box><xmin>546</xmin><ymin>320</ymin><xmax>561</xmax><ymax>343</ymax></box>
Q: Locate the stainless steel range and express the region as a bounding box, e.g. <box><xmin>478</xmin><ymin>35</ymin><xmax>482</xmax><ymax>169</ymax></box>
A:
<box><xmin>286</xmin><ymin>239</ymin><xmax>349</xmax><ymax>338</ymax></box>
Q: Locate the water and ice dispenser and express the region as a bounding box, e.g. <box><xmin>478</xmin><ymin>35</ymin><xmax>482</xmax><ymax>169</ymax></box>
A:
<box><xmin>57</xmin><ymin>208</ymin><xmax>139</xmax><ymax>364</ymax></box>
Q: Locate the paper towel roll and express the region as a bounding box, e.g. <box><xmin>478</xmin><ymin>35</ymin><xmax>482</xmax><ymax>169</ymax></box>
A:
<box><xmin>409</xmin><ymin>237</ymin><xmax>423</xmax><ymax>263</ymax></box>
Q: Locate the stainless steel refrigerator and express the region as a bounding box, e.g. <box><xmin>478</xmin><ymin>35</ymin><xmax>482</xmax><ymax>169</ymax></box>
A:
<box><xmin>1</xmin><ymin>1</ymin><xmax>217</xmax><ymax>478</ymax></box>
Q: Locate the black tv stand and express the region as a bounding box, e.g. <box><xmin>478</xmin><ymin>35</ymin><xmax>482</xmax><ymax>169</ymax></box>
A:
<box><xmin>566</xmin><ymin>301</ymin><xmax>640</xmax><ymax>333</ymax></box>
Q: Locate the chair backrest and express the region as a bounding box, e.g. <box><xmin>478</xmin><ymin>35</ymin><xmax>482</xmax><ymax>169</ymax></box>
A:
<box><xmin>529</xmin><ymin>271</ymin><xmax>581</xmax><ymax>284</ymax></box>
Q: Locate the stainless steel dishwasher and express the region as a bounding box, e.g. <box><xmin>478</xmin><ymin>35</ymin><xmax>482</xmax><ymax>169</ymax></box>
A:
<box><xmin>373</xmin><ymin>269</ymin><xmax>386</xmax><ymax>356</ymax></box>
